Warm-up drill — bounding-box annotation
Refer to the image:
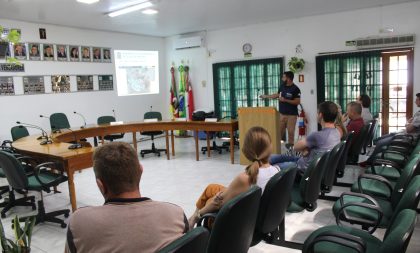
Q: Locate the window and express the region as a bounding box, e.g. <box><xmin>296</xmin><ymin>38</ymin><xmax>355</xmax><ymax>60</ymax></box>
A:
<box><xmin>213</xmin><ymin>57</ymin><xmax>284</xmax><ymax>119</ymax></box>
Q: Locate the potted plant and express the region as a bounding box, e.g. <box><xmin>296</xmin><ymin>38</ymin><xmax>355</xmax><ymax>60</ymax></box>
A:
<box><xmin>0</xmin><ymin>216</ymin><xmax>36</xmax><ymax>253</ymax></box>
<box><xmin>0</xmin><ymin>25</ymin><xmax>21</xmax><ymax>65</ymax></box>
<box><xmin>287</xmin><ymin>57</ymin><xmax>305</xmax><ymax>74</ymax></box>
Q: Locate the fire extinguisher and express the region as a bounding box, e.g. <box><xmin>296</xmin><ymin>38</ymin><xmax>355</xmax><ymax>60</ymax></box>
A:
<box><xmin>298</xmin><ymin>104</ymin><xmax>307</xmax><ymax>137</ymax></box>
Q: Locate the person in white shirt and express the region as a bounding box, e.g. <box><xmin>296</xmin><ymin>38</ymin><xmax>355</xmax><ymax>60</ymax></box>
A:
<box><xmin>358</xmin><ymin>94</ymin><xmax>374</xmax><ymax>123</ymax></box>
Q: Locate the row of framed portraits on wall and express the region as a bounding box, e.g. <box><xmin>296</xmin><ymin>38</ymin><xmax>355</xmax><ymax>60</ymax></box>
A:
<box><xmin>0</xmin><ymin>75</ymin><xmax>114</xmax><ymax>96</ymax></box>
<box><xmin>1</xmin><ymin>42</ymin><xmax>112</xmax><ymax>63</ymax></box>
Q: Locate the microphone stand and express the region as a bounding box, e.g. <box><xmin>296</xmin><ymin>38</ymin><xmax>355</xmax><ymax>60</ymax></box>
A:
<box><xmin>257</xmin><ymin>88</ymin><xmax>260</xmax><ymax>107</ymax></box>
<box><xmin>73</xmin><ymin>111</ymin><xmax>87</xmax><ymax>129</ymax></box>
<box><xmin>52</xmin><ymin>125</ymin><xmax>83</xmax><ymax>150</ymax></box>
<box><xmin>16</xmin><ymin>121</ymin><xmax>52</xmax><ymax>145</ymax></box>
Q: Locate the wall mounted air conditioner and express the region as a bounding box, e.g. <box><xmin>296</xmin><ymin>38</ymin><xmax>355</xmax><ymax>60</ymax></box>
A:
<box><xmin>174</xmin><ymin>36</ymin><xmax>203</xmax><ymax>50</ymax></box>
<box><xmin>354</xmin><ymin>34</ymin><xmax>415</xmax><ymax>49</ymax></box>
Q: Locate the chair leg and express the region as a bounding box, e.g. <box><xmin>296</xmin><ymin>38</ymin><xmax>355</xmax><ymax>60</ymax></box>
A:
<box><xmin>268</xmin><ymin>219</ymin><xmax>303</xmax><ymax>250</ymax></box>
<box><xmin>1</xmin><ymin>190</ymin><xmax>36</xmax><ymax>218</ymax></box>
<box><xmin>0</xmin><ymin>185</ymin><xmax>9</xmax><ymax>199</ymax></box>
<box><xmin>140</xmin><ymin>135</ymin><xmax>166</xmax><ymax>157</ymax></box>
<box><xmin>18</xmin><ymin>200</ymin><xmax>70</xmax><ymax>228</ymax></box>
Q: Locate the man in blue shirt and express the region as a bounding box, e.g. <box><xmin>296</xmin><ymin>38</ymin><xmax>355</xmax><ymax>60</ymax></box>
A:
<box><xmin>260</xmin><ymin>71</ymin><xmax>301</xmax><ymax>145</ymax></box>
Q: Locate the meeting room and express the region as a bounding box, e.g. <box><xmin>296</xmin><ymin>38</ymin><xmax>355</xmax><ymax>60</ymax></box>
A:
<box><xmin>0</xmin><ymin>0</ymin><xmax>419</xmax><ymax>252</ymax></box>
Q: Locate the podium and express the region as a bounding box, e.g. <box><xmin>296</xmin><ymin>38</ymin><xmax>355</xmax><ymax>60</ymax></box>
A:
<box><xmin>238</xmin><ymin>107</ymin><xmax>281</xmax><ymax>165</ymax></box>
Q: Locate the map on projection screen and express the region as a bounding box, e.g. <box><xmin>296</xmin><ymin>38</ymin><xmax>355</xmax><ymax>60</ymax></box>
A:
<box><xmin>114</xmin><ymin>50</ymin><xmax>159</xmax><ymax>96</ymax></box>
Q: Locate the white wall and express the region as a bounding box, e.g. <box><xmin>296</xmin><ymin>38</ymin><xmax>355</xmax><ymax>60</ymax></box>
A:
<box><xmin>165</xmin><ymin>1</ymin><xmax>420</xmax><ymax>133</ymax></box>
<box><xmin>0</xmin><ymin>19</ymin><xmax>166</xmax><ymax>141</ymax></box>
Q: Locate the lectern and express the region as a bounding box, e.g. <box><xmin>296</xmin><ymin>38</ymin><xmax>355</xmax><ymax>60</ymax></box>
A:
<box><xmin>238</xmin><ymin>107</ymin><xmax>281</xmax><ymax>165</ymax></box>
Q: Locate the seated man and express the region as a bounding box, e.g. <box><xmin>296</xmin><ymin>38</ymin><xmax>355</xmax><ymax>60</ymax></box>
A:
<box><xmin>359</xmin><ymin>92</ymin><xmax>420</xmax><ymax>167</ymax></box>
<box><xmin>358</xmin><ymin>94</ymin><xmax>373</xmax><ymax>123</ymax></box>
<box><xmin>65</xmin><ymin>142</ymin><xmax>188</xmax><ymax>253</ymax></box>
<box><xmin>343</xmin><ymin>101</ymin><xmax>364</xmax><ymax>138</ymax></box>
<box><xmin>270</xmin><ymin>101</ymin><xmax>341</xmax><ymax>180</ymax></box>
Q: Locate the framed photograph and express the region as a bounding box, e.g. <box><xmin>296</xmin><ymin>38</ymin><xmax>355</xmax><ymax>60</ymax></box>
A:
<box><xmin>92</xmin><ymin>47</ymin><xmax>101</xmax><ymax>62</ymax></box>
<box><xmin>98</xmin><ymin>75</ymin><xmax>114</xmax><ymax>91</ymax></box>
<box><xmin>77</xmin><ymin>75</ymin><xmax>94</xmax><ymax>91</ymax></box>
<box><xmin>51</xmin><ymin>75</ymin><xmax>70</xmax><ymax>93</ymax></box>
<box><xmin>102</xmin><ymin>48</ymin><xmax>111</xmax><ymax>63</ymax></box>
<box><xmin>81</xmin><ymin>46</ymin><xmax>91</xmax><ymax>62</ymax></box>
<box><xmin>28</xmin><ymin>43</ymin><xmax>41</xmax><ymax>61</ymax></box>
<box><xmin>42</xmin><ymin>44</ymin><xmax>55</xmax><ymax>61</ymax></box>
<box><xmin>69</xmin><ymin>45</ymin><xmax>80</xmax><ymax>62</ymax></box>
<box><xmin>13</xmin><ymin>43</ymin><xmax>27</xmax><ymax>60</ymax></box>
<box><xmin>23</xmin><ymin>76</ymin><xmax>45</xmax><ymax>95</ymax></box>
<box><xmin>56</xmin><ymin>45</ymin><xmax>68</xmax><ymax>61</ymax></box>
<box><xmin>0</xmin><ymin>41</ymin><xmax>11</xmax><ymax>60</ymax></box>
<box><xmin>39</xmin><ymin>28</ymin><xmax>47</xmax><ymax>40</ymax></box>
<box><xmin>0</xmin><ymin>76</ymin><xmax>15</xmax><ymax>96</ymax></box>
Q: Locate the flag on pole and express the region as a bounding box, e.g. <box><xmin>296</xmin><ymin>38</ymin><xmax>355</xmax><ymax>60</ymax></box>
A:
<box><xmin>185</xmin><ymin>66</ymin><xmax>195</xmax><ymax>120</ymax></box>
<box><xmin>170</xmin><ymin>67</ymin><xmax>179</xmax><ymax>119</ymax></box>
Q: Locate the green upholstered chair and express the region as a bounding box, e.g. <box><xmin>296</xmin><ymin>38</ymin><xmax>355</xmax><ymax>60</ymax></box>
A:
<box><xmin>0</xmin><ymin>151</ymin><xmax>70</xmax><ymax>227</ymax></box>
<box><xmin>365</xmin><ymin>141</ymin><xmax>420</xmax><ymax>181</ymax></box>
<box><xmin>351</xmin><ymin>155</ymin><xmax>420</xmax><ymax>199</ymax></box>
<box><xmin>361</xmin><ymin>119</ymin><xmax>377</xmax><ymax>155</ymax></box>
<box><xmin>320</xmin><ymin>141</ymin><xmax>346</xmax><ymax>197</ymax></box>
<box><xmin>140</xmin><ymin>111</ymin><xmax>167</xmax><ymax>157</ymax></box>
<box><xmin>96</xmin><ymin>115</ymin><xmax>125</xmax><ymax>145</ymax></box>
<box><xmin>10</xmin><ymin>125</ymin><xmax>29</xmax><ymax>141</ymax></box>
<box><xmin>251</xmin><ymin>166</ymin><xmax>300</xmax><ymax>249</ymax></box>
<box><xmin>50</xmin><ymin>112</ymin><xmax>71</xmax><ymax>132</ymax></box>
<box><xmin>347</xmin><ymin>123</ymin><xmax>371</xmax><ymax>165</ymax></box>
<box><xmin>287</xmin><ymin>151</ymin><xmax>329</xmax><ymax>213</ymax></box>
<box><xmin>332</xmin><ymin>175</ymin><xmax>420</xmax><ymax>233</ymax></box>
<box><xmin>199</xmin><ymin>186</ymin><xmax>262</xmax><ymax>253</ymax></box>
<box><xmin>157</xmin><ymin>227</ymin><xmax>209</xmax><ymax>253</ymax></box>
<box><xmin>303</xmin><ymin>209</ymin><xmax>417</xmax><ymax>253</ymax></box>
<box><xmin>336</xmin><ymin>132</ymin><xmax>354</xmax><ymax>178</ymax></box>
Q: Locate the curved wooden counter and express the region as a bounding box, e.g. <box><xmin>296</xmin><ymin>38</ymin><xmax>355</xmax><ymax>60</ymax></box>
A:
<box><xmin>12</xmin><ymin>119</ymin><xmax>238</xmax><ymax>211</ymax></box>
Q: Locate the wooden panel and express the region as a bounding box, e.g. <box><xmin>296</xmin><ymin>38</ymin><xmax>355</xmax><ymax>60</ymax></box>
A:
<box><xmin>238</xmin><ymin>107</ymin><xmax>281</xmax><ymax>165</ymax></box>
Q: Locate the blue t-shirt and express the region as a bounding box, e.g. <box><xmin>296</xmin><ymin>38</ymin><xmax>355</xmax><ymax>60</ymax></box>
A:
<box><xmin>297</xmin><ymin>128</ymin><xmax>341</xmax><ymax>171</ymax></box>
<box><xmin>278</xmin><ymin>84</ymin><xmax>301</xmax><ymax>115</ymax></box>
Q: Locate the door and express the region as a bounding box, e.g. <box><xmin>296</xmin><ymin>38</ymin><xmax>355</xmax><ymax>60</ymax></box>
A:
<box><xmin>381</xmin><ymin>48</ymin><xmax>414</xmax><ymax>134</ymax></box>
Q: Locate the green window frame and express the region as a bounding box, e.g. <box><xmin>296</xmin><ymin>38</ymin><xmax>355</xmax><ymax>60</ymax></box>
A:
<box><xmin>316</xmin><ymin>51</ymin><xmax>382</xmax><ymax>118</ymax></box>
<box><xmin>213</xmin><ymin>57</ymin><xmax>284</xmax><ymax>119</ymax></box>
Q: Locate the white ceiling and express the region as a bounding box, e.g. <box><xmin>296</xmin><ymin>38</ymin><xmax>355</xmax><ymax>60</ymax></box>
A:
<box><xmin>0</xmin><ymin>0</ymin><xmax>419</xmax><ymax>37</ymax></box>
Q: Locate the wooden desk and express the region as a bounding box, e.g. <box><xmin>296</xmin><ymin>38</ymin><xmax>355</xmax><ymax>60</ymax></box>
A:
<box><xmin>12</xmin><ymin>120</ymin><xmax>238</xmax><ymax>211</ymax></box>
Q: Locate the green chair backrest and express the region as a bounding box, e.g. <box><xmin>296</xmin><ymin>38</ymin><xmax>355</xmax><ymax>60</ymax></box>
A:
<box><xmin>144</xmin><ymin>111</ymin><xmax>162</xmax><ymax>120</ymax></box>
<box><xmin>299</xmin><ymin>151</ymin><xmax>329</xmax><ymax>210</ymax></box>
<box><xmin>321</xmin><ymin>141</ymin><xmax>346</xmax><ymax>190</ymax></box>
<box><xmin>0</xmin><ymin>151</ymin><xmax>29</xmax><ymax>190</ymax></box>
<box><xmin>381</xmin><ymin>209</ymin><xmax>417</xmax><ymax>253</ymax></box>
<box><xmin>391</xmin><ymin>175</ymin><xmax>420</xmax><ymax>215</ymax></box>
<box><xmin>207</xmin><ymin>186</ymin><xmax>261</xmax><ymax>253</ymax></box>
<box><xmin>390</xmin><ymin>155</ymin><xmax>420</xmax><ymax>204</ymax></box>
<box><xmin>157</xmin><ymin>227</ymin><xmax>209</xmax><ymax>253</ymax></box>
<box><xmin>50</xmin><ymin>113</ymin><xmax>70</xmax><ymax>131</ymax></box>
<box><xmin>10</xmin><ymin>126</ymin><xmax>29</xmax><ymax>141</ymax></box>
<box><xmin>348</xmin><ymin>123</ymin><xmax>371</xmax><ymax>162</ymax></box>
<box><xmin>97</xmin><ymin>116</ymin><xmax>116</xmax><ymax>125</ymax></box>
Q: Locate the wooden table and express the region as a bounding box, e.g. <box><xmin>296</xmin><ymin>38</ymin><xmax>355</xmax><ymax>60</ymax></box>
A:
<box><xmin>12</xmin><ymin>120</ymin><xmax>238</xmax><ymax>211</ymax></box>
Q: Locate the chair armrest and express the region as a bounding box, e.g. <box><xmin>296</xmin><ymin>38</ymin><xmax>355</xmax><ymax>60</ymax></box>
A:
<box><xmin>371</xmin><ymin>159</ymin><xmax>403</xmax><ymax>174</ymax></box>
<box><xmin>378</xmin><ymin>150</ymin><xmax>408</xmax><ymax>161</ymax></box>
<box><xmin>33</xmin><ymin>162</ymin><xmax>66</xmax><ymax>191</ymax></box>
<box><xmin>196</xmin><ymin>213</ymin><xmax>218</xmax><ymax>229</ymax></box>
<box><xmin>386</xmin><ymin>145</ymin><xmax>411</xmax><ymax>154</ymax></box>
<box><xmin>337</xmin><ymin>192</ymin><xmax>383</xmax><ymax>234</ymax></box>
<box><xmin>303</xmin><ymin>232</ymin><xmax>366</xmax><ymax>253</ymax></box>
<box><xmin>393</xmin><ymin>134</ymin><xmax>414</xmax><ymax>142</ymax></box>
<box><xmin>1</xmin><ymin>140</ymin><xmax>12</xmax><ymax>147</ymax></box>
<box><xmin>357</xmin><ymin>174</ymin><xmax>393</xmax><ymax>199</ymax></box>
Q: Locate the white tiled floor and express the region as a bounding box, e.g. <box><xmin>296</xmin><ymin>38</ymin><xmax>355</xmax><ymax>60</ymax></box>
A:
<box><xmin>1</xmin><ymin>137</ymin><xmax>419</xmax><ymax>253</ymax></box>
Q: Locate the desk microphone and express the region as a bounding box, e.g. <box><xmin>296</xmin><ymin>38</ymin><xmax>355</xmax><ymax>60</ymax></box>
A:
<box><xmin>52</xmin><ymin>125</ymin><xmax>83</xmax><ymax>150</ymax></box>
<box><xmin>256</xmin><ymin>88</ymin><xmax>261</xmax><ymax>107</ymax></box>
<box><xmin>16</xmin><ymin>121</ymin><xmax>52</xmax><ymax>145</ymax></box>
<box><xmin>73</xmin><ymin>111</ymin><xmax>87</xmax><ymax>129</ymax></box>
<box><xmin>112</xmin><ymin>109</ymin><xmax>117</xmax><ymax>120</ymax></box>
<box><xmin>39</xmin><ymin>114</ymin><xmax>50</xmax><ymax>119</ymax></box>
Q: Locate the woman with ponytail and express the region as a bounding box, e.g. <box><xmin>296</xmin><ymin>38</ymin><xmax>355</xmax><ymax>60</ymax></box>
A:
<box><xmin>188</xmin><ymin>126</ymin><xmax>280</xmax><ymax>229</ymax></box>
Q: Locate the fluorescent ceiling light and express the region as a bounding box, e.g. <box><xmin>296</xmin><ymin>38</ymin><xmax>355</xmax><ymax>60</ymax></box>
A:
<box><xmin>142</xmin><ymin>9</ymin><xmax>158</xmax><ymax>15</ymax></box>
<box><xmin>77</xmin><ymin>0</ymin><xmax>99</xmax><ymax>4</ymax></box>
<box><xmin>108</xmin><ymin>1</ymin><xmax>153</xmax><ymax>17</ymax></box>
